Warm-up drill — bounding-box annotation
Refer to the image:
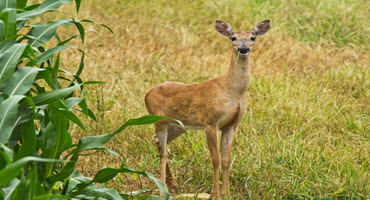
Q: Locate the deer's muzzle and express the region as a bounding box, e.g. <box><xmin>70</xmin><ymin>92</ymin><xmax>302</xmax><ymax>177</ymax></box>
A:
<box><xmin>238</xmin><ymin>46</ymin><xmax>250</xmax><ymax>54</ymax></box>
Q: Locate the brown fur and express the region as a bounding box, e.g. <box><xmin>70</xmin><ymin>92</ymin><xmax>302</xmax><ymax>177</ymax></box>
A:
<box><xmin>145</xmin><ymin>20</ymin><xmax>270</xmax><ymax>199</ymax></box>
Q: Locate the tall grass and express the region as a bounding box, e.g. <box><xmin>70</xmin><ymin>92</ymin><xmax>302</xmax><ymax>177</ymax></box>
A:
<box><xmin>55</xmin><ymin>0</ymin><xmax>369</xmax><ymax>199</ymax></box>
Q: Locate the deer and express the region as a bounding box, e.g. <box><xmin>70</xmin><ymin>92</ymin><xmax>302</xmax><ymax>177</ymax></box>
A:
<box><xmin>144</xmin><ymin>19</ymin><xmax>270</xmax><ymax>199</ymax></box>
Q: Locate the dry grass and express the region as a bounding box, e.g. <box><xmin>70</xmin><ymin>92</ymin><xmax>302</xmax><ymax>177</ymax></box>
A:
<box><xmin>46</xmin><ymin>0</ymin><xmax>370</xmax><ymax>199</ymax></box>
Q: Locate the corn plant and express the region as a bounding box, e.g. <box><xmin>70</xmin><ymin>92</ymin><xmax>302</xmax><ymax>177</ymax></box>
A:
<box><xmin>0</xmin><ymin>0</ymin><xmax>169</xmax><ymax>199</ymax></box>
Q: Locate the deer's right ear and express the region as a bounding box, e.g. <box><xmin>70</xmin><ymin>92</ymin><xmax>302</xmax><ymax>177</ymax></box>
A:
<box><xmin>215</xmin><ymin>20</ymin><xmax>233</xmax><ymax>37</ymax></box>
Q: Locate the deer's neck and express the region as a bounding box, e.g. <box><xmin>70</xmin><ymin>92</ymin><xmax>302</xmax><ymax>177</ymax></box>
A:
<box><xmin>224</xmin><ymin>52</ymin><xmax>251</xmax><ymax>96</ymax></box>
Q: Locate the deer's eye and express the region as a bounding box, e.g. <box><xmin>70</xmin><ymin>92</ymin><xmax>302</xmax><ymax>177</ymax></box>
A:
<box><xmin>251</xmin><ymin>37</ymin><xmax>256</xmax><ymax>41</ymax></box>
<box><xmin>231</xmin><ymin>37</ymin><xmax>237</xmax><ymax>41</ymax></box>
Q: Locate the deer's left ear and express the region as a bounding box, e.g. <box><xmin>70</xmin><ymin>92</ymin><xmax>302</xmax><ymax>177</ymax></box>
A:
<box><xmin>252</xmin><ymin>20</ymin><xmax>270</xmax><ymax>37</ymax></box>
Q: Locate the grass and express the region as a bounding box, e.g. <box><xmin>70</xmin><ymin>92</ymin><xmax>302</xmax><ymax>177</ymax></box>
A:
<box><xmin>46</xmin><ymin>0</ymin><xmax>370</xmax><ymax>199</ymax></box>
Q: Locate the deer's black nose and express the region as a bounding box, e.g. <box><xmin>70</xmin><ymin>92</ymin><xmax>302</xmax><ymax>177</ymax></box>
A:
<box><xmin>238</xmin><ymin>47</ymin><xmax>250</xmax><ymax>54</ymax></box>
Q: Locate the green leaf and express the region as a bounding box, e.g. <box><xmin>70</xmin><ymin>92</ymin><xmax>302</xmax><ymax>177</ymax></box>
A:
<box><xmin>57</xmin><ymin>33</ymin><xmax>78</xmax><ymax>46</ymax></box>
<box><xmin>75</xmin><ymin>52</ymin><xmax>84</xmax><ymax>77</ymax></box>
<box><xmin>15</xmin><ymin>120</ymin><xmax>36</xmax><ymax>160</ymax></box>
<box><xmin>79</xmin><ymin>185</ymin><xmax>123</xmax><ymax>200</ymax></box>
<box><xmin>9</xmin><ymin>175</ymin><xmax>26</xmax><ymax>200</ymax></box>
<box><xmin>0</xmin><ymin>9</ymin><xmax>18</xmax><ymax>39</ymax></box>
<box><xmin>0</xmin><ymin>144</ymin><xmax>13</xmax><ymax>164</ymax></box>
<box><xmin>65</xmin><ymin>97</ymin><xmax>83</xmax><ymax>109</ymax></box>
<box><xmin>43</xmin><ymin>110</ymin><xmax>72</xmax><ymax>177</ymax></box>
<box><xmin>74</xmin><ymin>0</ymin><xmax>81</xmax><ymax>13</ymax></box>
<box><xmin>0</xmin><ymin>95</ymin><xmax>24</xmax><ymax>145</ymax></box>
<box><xmin>13</xmin><ymin>107</ymin><xmax>33</xmax><ymax>127</ymax></box>
<box><xmin>0</xmin><ymin>38</ymin><xmax>15</xmax><ymax>53</ymax></box>
<box><xmin>0</xmin><ymin>0</ymin><xmax>16</xmax><ymax>10</ymax></box>
<box><xmin>66</xmin><ymin>170</ymin><xmax>92</xmax><ymax>194</ymax></box>
<box><xmin>76</xmin><ymin>115</ymin><xmax>183</xmax><ymax>152</ymax></box>
<box><xmin>33</xmin><ymin>194</ymin><xmax>67</xmax><ymax>200</ymax></box>
<box><xmin>36</xmin><ymin>45</ymin><xmax>73</xmax><ymax>64</ymax></box>
<box><xmin>92</xmin><ymin>167</ymin><xmax>169</xmax><ymax>200</ymax></box>
<box><xmin>0</xmin><ymin>156</ymin><xmax>62</xmax><ymax>187</ymax></box>
<box><xmin>87</xmin><ymin>109</ymin><xmax>96</xmax><ymax>121</ymax></box>
<box><xmin>1</xmin><ymin>178</ymin><xmax>20</xmax><ymax>199</ymax></box>
<box><xmin>56</xmin><ymin>153</ymin><xmax>78</xmax><ymax>181</ymax></box>
<box><xmin>79</xmin><ymin>19</ymin><xmax>119</xmax><ymax>42</ymax></box>
<box><xmin>92</xmin><ymin>167</ymin><xmax>121</xmax><ymax>183</ymax></box>
<box><xmin>68</xmin><ymin>170</ymin><xmax>123</xmax><ymax>199</ymax></box>
<box><xmin>0</xmin><ymin>43</ymin><xmax>27</xmax><ymax>88</ymax></box>
<box><xmin>16</xmin><ymin>0</ymin><xmax>27</xmax><ymax>9</ymax></box>
<box><xmin>23</xmin><ymin>3</ymin><xmax>40</xmax><ymax>12</ymax></box>
<box><xmin>16</xmin><ymin>0</ymin><xmax>72</xmax><ymax>21</ymax></box>
<box><xmin>83</xmin><ymin>81</ymin><xmax>108</xmax><ymax>85</ymax></box>
<box><xmin>57</xmin><ymin>109</ymin><xmax>86</xmax><ymax>131</ymax></box>
<box><xmin>0</xmin><ymin>19</ymin><xmax>5</xmax><ymax>41</ymax></box>
<box><xmin>28</xmin><ymin>19</ymin><xmax>73</xmax><ymax>47</ymax></box>
<box><xmin>22</xmin><ymin>43</ymin><xmax>37</xmax><ymax>65</ymax></box>
<box><xmin>1</xmin><ymin>67</ymin><xmax>44</xmax><ymax>96</ymax></box>
<box><xmin>95</xmin><ymin>147</ymin><xmax>125</xmax><ymax>167</ymax></box>
<box><xmin>23</xmin><ymin>96</ymin><xmax>36</xmax><ymax>110</ymax></box>
<box><xmin>73</xmin><ymin>20</ymin><xmax>84</xmax><ymax>44</ymax></box>
<box><xmin>25</xmin><ymin>164</ymin><xmax>42</xmax><ymax>200</ymax></box>
<box><xmin>51</xmin><ymin>53</ymin><xmax>61</xmax><ymax>89</ymax></box>
<box><xmin>78</xmin><ymin>98</ymin><xmax>88</xmax><ymax>117</ymax></box>
<box><xmin>32</xmin><ymin>85</ymin><xmax>78</xmax><ymax>106</ymax></box>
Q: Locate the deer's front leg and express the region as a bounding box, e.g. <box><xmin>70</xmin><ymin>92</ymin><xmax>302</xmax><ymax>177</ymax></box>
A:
<box><xmin>220</xmin><ymin>127</ymin><xmax>236</xmax><ymax>199</ymax></box>
<box><xmin>205</xmin><ymin>126</ymin><xmax>220</xmax><ymax>199</ymax></box>
<box><xmin>155</xmin><ymin>122</ymin><xmax>169</xmax><ymax>197</ymax></box>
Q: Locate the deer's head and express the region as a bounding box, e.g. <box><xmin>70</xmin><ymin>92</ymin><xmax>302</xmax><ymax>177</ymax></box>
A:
<box><xmin>215</xmin><ymin>20</ymin><xmax>270</xmax><ymax>56</ymax></box>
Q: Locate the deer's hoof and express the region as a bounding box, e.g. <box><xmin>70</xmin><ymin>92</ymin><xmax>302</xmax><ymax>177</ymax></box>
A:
<box><xmin>220</xmin><ymin>192</ymin><xmax>227</xmax><ymax>199</ymax></box>
<box><xmin>209</xmin><ymin>191</ymin><xmax>219</xmax><ymax>199</ymax></box>
<box><xmin>167</xmin><ymin>178</ymin><xmax>178</xmax><ymax>191</ymax></box>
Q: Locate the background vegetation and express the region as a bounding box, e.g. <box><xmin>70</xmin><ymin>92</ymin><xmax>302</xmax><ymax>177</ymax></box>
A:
<box><xmin>8</xmin><ymin>0</ymin><xmax>369</xmax><ymax>199</ymax></box>
<box><xmin>0</xmin><ymin>0</ymin><xmax>168</xmax><ymax>199</ymax></box>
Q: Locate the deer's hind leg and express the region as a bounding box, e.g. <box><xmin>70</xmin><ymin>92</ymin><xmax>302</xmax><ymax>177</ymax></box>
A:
<box><xmin>154</xmin><ymin>123</ymin><xmax>185</xmax><ymax>190</ymax></box>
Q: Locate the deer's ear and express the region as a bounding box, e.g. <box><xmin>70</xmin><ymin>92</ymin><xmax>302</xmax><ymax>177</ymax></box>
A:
<box><xmin>215</xmin><ymin>20</ymin><xmax>233</xmax><ymax>37</ymax></box>
<box><xmin>252</xmin><ymin>20</ymin><xmax>270</xmax><ymax>37</ymax></box>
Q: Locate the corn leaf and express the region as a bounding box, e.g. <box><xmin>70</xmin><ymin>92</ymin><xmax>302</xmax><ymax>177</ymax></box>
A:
<box><xmin>92</xmin><ymin>167</ymin><xmax>169</xmax><ymax>200</ymax></box>
<box><xmin>1</xmin><ymin>67</ymin><xmax>44</xmax><ymax>96</ymax></box>
<box><xmin>16</xmin><ymin>0</ymin><xmax>72</xmax><ymax>21</ymax></box>
<box><xmin>28</xmin><ymin>19</ymin><xmax>73</xmax><ymax>47</ymax></box>
<box><xmin>76</xmin><ymin>115</ymin><xmax>182</xmax><ymax>152</ymax></box>
<box><xmin>36</xmin><ymin>45</ymin><xmax>73</xmax><ymax>64</ymax></box>
<box><xmin>0</xmin><ymin>156</ymin><xmax>62</xmax><ymax>187</ymax></box>
<box><xmin>15</xmin><ymin>120</ymin><xmax>36</xmax><ymax>160</ymax></box>
<box><xmin>0</xmin><ymin>9</ymin><xmax>17</xmax><ymax>39</ymax></box>
<box><xmin>0</xmin><ymin>43</ymin><xmax>27</xmax><ymax>88</ymax></box>
<box><xmin>0</xmin><ymin>95</ymin><xmax>24</xmax><ymax>145</ymax></box>
<box><xmin>32</xmin><ymin>85</ymin><xmax>78</xmax><ymax>106</ymax></box>
<box><xmin>0</xmin><ymin>0</ymin><xmax>16</xmax><ymax>10</ymax></box>
<box><xmin>1</xmin><ymin>178</ymin><xmax>20</xmax><ymax>199</ymax></box>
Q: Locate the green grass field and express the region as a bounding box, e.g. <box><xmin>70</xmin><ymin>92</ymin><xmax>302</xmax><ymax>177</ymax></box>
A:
<box><xmin>54</xmin><ymin>0</ymin><xmax>369</xmax><ymax>199</ymax></box>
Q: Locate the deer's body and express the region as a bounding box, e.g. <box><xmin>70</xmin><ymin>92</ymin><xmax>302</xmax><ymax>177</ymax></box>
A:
<box><xmin>144</xmin><ymin>20</ymin><xmax>270</xmax><ymax>199</ymax></box>
<box><xmin>145</xmin><ymin>64</ymin><xmax>249</xmax><ymax>130</ymax></box>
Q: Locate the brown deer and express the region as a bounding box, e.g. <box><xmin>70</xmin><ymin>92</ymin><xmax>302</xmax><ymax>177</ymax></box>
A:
<box><xmin>145</xmin><ymin>20</ymin><xmax>270</xmax><ymax>199</ymax></box>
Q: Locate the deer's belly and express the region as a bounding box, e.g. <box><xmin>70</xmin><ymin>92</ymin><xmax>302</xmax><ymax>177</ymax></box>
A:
<box><xmin>170</xmin><ymin>123</ymin><xmax>204</xmax><ymax>130</ymax></box>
